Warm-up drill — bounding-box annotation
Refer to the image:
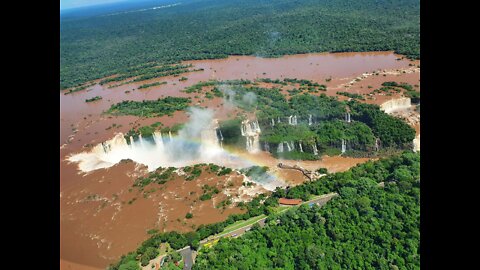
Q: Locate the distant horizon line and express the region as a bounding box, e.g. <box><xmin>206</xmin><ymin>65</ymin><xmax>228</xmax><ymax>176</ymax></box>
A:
<box><xmin>60</xmin><ymin>0</ymin><xmax>130</xmax><ymax>12</ymax></box>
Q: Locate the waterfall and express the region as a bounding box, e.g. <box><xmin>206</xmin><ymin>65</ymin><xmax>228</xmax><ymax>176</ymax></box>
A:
<box><xmin>413</xmin><ymin>134</ymin><xmax>420</xmax><ymax>152</ymax></box>
<box><xmin>380</xmin><ymin>97</ymin><xmax>412</xmax><ymax>113</ymax></box>
<box><xmin>308</xmin><ymin>114</ymin><xmax>312</xmax><ymax>126</ymax></box>
<box><xmin>277</xmin><ymin>117</ymin><xmax>281</xmax><ymax>123</ymax></box>
<box><xmin>312</xmin><ymin>143</ymin><xmax>318</xmax><ymax>155</ymax></box>
<box><xmin>129</xmin><ymin>136</ymin><xmax>134</xmax><ymax>148</ymax></box>
<box><xmin>299</xmin><ymin>142</ymin><xmax>304</xmax><ymax>152</ymax></box>
<box><xmin>277</xmin><ymin>142</ymin><xmax>284</xmax><ymax>153</ymax></box>
<box><xmin>290</xmin><ymin>141</ymin><xmax>295</xmax><ymax>151</ymax></box>
<box><xmin>101</xmin><ymin>142</ymin><xmax>109</xmax><ymax>153</ymax></box>
<box><xmin>241</xmin><ymin>119</ymin><xmax>261</xmax><ymax>153</ymax></box>
<box><xmin>289</xmin><ymin>115</ymin><xmax>297</xmax><ymax>125</ymax></box>
<box><xmin>345</xmin><ymin>112</ymin><xmax>351</xmax><ymax>123</ymax></box>
<box><xmin>139</xmin><ymin>134</ymin><xmax>145</xmax><ymax>148</ymax></box>
<box><xmin>341</xmin><ymin>139</ymin><xmax>346</xmax><ymax>154</ymax></box>
<box><xmin>264</xmin><ymin>142</ymin><xmax>270</xmax><ymax>152</ymax></box>
<box><xmin>218</xmin><ymin>129</ymin><xmax>224</xmax><ymax>141</ymax></box>
<box><xmin>375</xmin><ymin>138</ymin><xmax>380</xmax><ymax>151</ymax></box>
<box><xmin>285</xmin><ymin>141</ymin><xmax>292</xmax><ymax>152</ymax></box>
<box><xmin>152</xmin><ymin>132</ymin><xmax>165</xmax><ymax>153</ymax></box>
<box><xmin>197</xmin><ymin>119</ymin><xmax>223</xmax><ymax>160</ymax></box>
<box><xmin>287</xmin><ymin>115</ymin><xmax>298</xmax><ymax>125</ymax></box>
<box><xmin>217</xmin><ymin>128</ymin><xmax>224</xmax><ymax>147</ymax></box>
<box><xmin>200</xmin><ymin>121</ymin><xmax>221</xmax><ymax>147</ymax></box>
<box><xmin>68</xmin><ymin>114</ymin><xmax>257</xmax><ymax>176</ymax></box>
<box><xmin>271</xmin><ymin>118</ymin><xmax>275</xmax><ymax>127</ymax></box>
<box><xmin>169</xmin><ymin>131</ymin><xmax>173</xmax><ymax>141</ymax></box>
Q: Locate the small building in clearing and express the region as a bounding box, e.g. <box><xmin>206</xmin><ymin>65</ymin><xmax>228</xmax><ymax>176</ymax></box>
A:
<box><xmin>278</xmin><ymin>198</ymin><xmax>302</xmax><ymax>205</ymax></box>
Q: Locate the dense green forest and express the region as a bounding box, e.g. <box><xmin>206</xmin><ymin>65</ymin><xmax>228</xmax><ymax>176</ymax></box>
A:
<box><xmin>109</xmin><ymin>80</ymin><xmax>414</xmax><ymax>157</ymax></box>
<box><xmin>211</xmin><ymin>83</ymin><xmax>415</xmax><ymax>156</ymax></box>
<box><xmin>108</xmin><ymin>151</ymin><xmax>419</xmax><ymax>270</ymax></box>
<box><xmin>193</xmin><ymin>151</ymin><xmax>420</xmax><ymax>269</ymax></box>
<box><xmin>105</xmin><ymin>96</ymin><xmax>191</xmax><ymax>117</ymax></box>
<box><xmin>60</xmin><ymin>0</ymin><xmax>419</xmax><ymax>89</ymax></box>
<box><xmin>111</xmin><ymin>80</ymin><xmax>415</xmax><ymax>156</ymax></box>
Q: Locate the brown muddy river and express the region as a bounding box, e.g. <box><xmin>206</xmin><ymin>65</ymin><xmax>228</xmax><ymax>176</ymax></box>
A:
<box><xmin>60</xmin><ymin>51</ymin><xmax>420</xmax><ymax>269</ymax></box>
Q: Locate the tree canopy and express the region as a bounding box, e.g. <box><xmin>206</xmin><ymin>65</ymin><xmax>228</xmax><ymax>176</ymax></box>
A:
<box><xmin>60</xmin><ymin>0</ymin><xmax>419</xmax><ymax>89</ymax></box>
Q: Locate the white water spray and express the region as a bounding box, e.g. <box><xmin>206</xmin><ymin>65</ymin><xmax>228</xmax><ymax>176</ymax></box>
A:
<box><xmin>312</xmin><ymin>143</ymin><xmax>319</xmax><ymax>156</ymax></box>
<box><xmin>68</xmin><ymin>108</ymin><xmax>249</xmax><ymax>172</ymax></box>
<box><xmin>413</xmin><ymin>134</ymin><xmax>420</xmax><ymax>152</ymax></box>
<box><xmin>277</xmin><ymin>142</ymin><xmax>284</xmax><ymax>153</ymax></box>
<box><xmin>288</xmin><ymin>115</ymin><xmax>298</xmax><ymax>125</ymax></box>
<box><xmin>241</xmin><ymin>119</ymin><xmax>261</xmax><ymax>153</ymax></box>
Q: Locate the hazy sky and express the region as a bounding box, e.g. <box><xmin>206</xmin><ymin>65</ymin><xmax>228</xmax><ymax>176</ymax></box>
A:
<box><xmin>60</xmin><ymin>0</ymin><xmax>126</xmax><ymax>10</ymax></box>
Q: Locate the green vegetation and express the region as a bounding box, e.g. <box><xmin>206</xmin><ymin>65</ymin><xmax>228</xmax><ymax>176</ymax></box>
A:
<box><xmin>219</xmin><ymin>214</ymin><xmax>266</xmax><ymax>236</ymax></box>
<box><xmin>182</xmin><ymin>163</ymin><xmax>233</xmax><ymax>181</ymax></box>
<box><xmin>287</xmin><ymin>88</ymin><xmax>302</xmax><ymax>96</ymax></box>
<box><xmin>118</xmin><ymin>261</ymin><xmax>140</xmax><ymax>270</ymax></box>
<box><xmin>218</xmin><ymin>119</ymin><xmax>244</xmax><ymax>147</ymax></box>
<box><xmin>315</xmin><ymin>120</ymin><xmax>376</xmax><ymax>152</ymax></box>
<box><xmin>109</xmin><ymin>151</ymin><xmax>419</xmax><ymax>270</ymax></box>
<box><xmin>85</xmin><ymin>96</ymin><xmax>102</xmax><ymax>102</ymax></box>
<box><xmin>98</xmin><ymin>64</ymin><xmax>193</xmax><ymax>86</ymax></box>
<box><xmin>147</xmin><ymin>229</ymin><xmax>159</xmax><ymax>235</ymax></box>
<box><xmin>216</xmin><ymin>199</ymin><xmax>232</xmax><ymax>209</ymax></box>
<box><xmin>183</xmin><ymin>164</ymin><xmax>203</xmax><ymax>181</ymax></box>
<box><xmin>133</xmin><ymin>167</ymin><xmax>177</xmax><ymax>188</ymax></box>
<box><xmin>193</xmin><ymin>151</ymin><xmax>420</xmax><ymax>269</ymax></box>
<box><xmin>243</xmin><ymin>166</ymin><xmax>269</xmax><ymax>177</ymax></box>
<box><xmin>124</xmin><ymin>122</ymin><xmax>164</xmax><ymax>140</ymax></box>
<box><xmin>336</xmin><ymin>91</ymin><xmax>365</xmax><ymax>100</ymax></box>
<box><xmin>239</xmin><ymin>166</ymin><xmax>274</xmax><ymax>183</ymax></box>
<box><xmin>255</xmin><ymin>78</ymin><xmax>327</xmax><ymax>92</ymax></box>
<box><xmin>186</xmin><ymin>213</ymin><xmax>193</xmax><ymax>219</ymax></box>
<box><xmin>61</xmin><ymin>0</ymin><xmax>419</xmax><ymax>89</ymax></box>
<box><xmin>211</xmin><ymin>87</ymin><xmax>224</xmax><ymax>98</ymax></box>
<box><xmin>217</xmin><ymin>167</ymin><xmax>232</xmax><ymax>176</ymax></box>
<box><xmin>211</xmin><ymin>83</ymin><xmax>414</xmax><ymax>157</ymax></box>
<box><xmin>378</xmin><ymin>82</ymin><xmax>420</xmax><ymax>104</ymax></box>
<box><xmin>316</xmin><ymin>167</ymin><xmax>328</xmax><ymax>174</ymax></box>
<box><xmin>64</xmin><ymin>82</ymin><xmax>95</xmax><ymax>95</ymax></box>
<box><xmin>199</xmin><ymin>184</ymin><xmax>220</xmax><ymax>201</ymax></box>
<box><xmin>138</xmin><ymin>81</ymin><xmax>167</xmax><ymax>89</ymax></box>
<box><xmin>348</xmin><ymin>101</ymin><xmax>416</xmax><ymax>148</ymax></box>
<box><xmin>140</xmin><ymin>247</ymin><xmax>159</xmax><ymax>266</ymax></box>
<box><xmin>106</xmin><ymin>96</ymin><xmax>190</xmax><ymax>117</ymax></box>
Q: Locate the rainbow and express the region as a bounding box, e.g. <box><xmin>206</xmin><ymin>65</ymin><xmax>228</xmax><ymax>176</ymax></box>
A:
<box><xmin>67</xmin><ymin>132</ymin><xmax>287</xmax><ymax>191</ymax></box>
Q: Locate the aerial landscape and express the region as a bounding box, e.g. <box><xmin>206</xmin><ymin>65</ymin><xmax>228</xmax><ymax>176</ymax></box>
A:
<box><xmin>60</xmin><ymin>0</ymin><xmax>420</xmax><ymax>269</ymax></box>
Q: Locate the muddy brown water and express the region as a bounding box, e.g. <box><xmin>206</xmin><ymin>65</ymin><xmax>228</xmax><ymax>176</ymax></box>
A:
<box><xmin>60</xmin><ymin>51</ymin><xmax>419</xmax><ymax>269</ymax></box>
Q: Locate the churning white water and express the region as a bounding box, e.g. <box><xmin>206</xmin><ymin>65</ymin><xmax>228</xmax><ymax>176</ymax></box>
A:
<box><xmin>241</xmin><ymin>119</ymin><xmax>261</xmax><ymax>153</ymax></box>
<box><xmin>380</xmin><ymin>97</ymin><xmax>412</xmax><ymax>113</ymax></box>
<box><xmin>68</xmin><ymin>108</ymin><xmax>249</xmax><ymax>172</ymax></box>
<box><xmin>67</xmin><ymin>108</ymin><xmax>286</xmax><ymax>190</ymax></box>
<box><xmin>341</xmin><ymin>139</ymin><xmax>346</xmax><ymax>154</ymax></box>
<box><xmin>413</xmin><ymin>134</ymin><xmax>420</xmax><ymax>152</ymax></box>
